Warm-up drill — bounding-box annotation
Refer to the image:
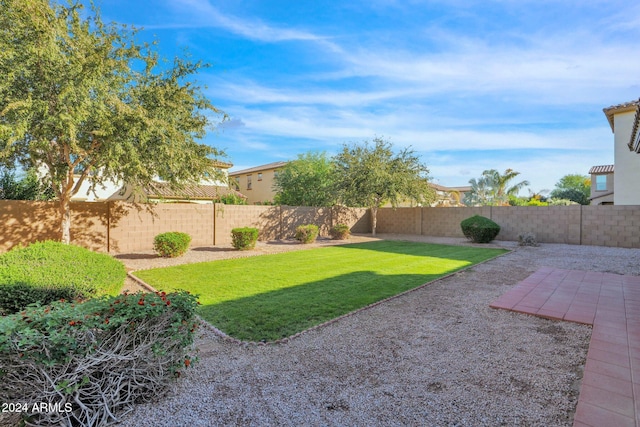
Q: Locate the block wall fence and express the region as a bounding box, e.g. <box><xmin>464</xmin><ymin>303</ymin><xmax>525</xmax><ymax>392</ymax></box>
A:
<box><xmin>1</xmin><ymin>201</ymin><xmax>639</xmax><ymax>253</ymax></box>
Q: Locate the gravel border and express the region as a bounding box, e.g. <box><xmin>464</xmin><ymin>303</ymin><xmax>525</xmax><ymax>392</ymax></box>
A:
<box><xmin>114</xmin><ymin>235</ymin><xmax>640</xmax><ymax>426</ymax></box>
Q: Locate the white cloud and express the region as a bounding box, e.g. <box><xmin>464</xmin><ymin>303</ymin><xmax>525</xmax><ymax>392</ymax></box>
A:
<box><xmin>219</xmin><ymin>101</ymin><xmax>611</xmax><ymax>152</ymax></box>
<box><xmin>154</xmin><ymin>0</ymin><xmax>341</xmax><ymax>51</ymax></box>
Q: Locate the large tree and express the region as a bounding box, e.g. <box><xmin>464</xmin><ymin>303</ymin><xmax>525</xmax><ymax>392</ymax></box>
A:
<box><xmin>332</xmin><ymin>137</ymin><xmax>434</xmax><ymax>236</ymax></box>
<box><xmin>273</xmin><ymin>151</ymin><xmax>335</xmax><ymax>206</ymax></box>
<box><xmin>0</xmin><ymin>0</ymin><xmax>225</xmax><ymax>243</ymax></box>
<box><xmin>550</xmin><ymin>174</ymin><xmax>591</xmax><ymax>205</ymax></box>
<box><xmin>464</xmin><ymin>169</ymin><xmax>529</xmax><ymax>206</ymax></box>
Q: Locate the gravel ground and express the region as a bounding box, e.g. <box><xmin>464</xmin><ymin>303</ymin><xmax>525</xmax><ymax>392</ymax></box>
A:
<box><xmin>115</xmin><ymin>235</ymin><xmax>640</xmax><ymax>427</ymax></box>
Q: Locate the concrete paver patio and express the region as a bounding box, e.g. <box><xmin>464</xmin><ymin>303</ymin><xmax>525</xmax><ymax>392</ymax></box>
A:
<box><xmin>490</xmin><ymin>267</ymin><xmax>640</xmax><ymax>427</ymax></box>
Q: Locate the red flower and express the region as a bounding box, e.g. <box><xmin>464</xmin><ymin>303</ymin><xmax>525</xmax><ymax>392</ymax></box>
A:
<box><xmin>184</xmin><ymin>359</ymin><xmax>191</xmax><ymax>368</ymax></box>
<box><xmin>69</xmin><ymin>321</ymin><xmax>77</xmax><ymax>326</ymax></box>
<box><xmin>166</xmin><ymin>300</ymin><xmax>171</xmax><ymax>306</ymax></box>
<box><xmin>104</xmin><ymin>318</ymin><xmax>109</xmax><ymax>324</ymax></box>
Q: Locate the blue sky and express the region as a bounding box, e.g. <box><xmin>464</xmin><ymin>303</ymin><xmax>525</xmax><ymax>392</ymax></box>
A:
<box><xmin>98</xmin><ymin>0</ymin><xmax>640</xmax><ymax>193</ymax></box>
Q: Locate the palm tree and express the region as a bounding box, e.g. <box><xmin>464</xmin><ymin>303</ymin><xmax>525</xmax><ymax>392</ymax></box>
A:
<box><xmin>464</xmin><ymin>169</ymin><xmax>529</xmax><ymax>206</ymax></box>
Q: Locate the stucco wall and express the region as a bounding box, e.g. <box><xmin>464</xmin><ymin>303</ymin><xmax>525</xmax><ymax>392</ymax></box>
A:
<box><xmin>231</xmin><ymin>169</ymin><xmax>279</xmax><ymax>205</ymax></box>
<box><xmin>614</xmin><ymin>110</ymin><xmax>640</xmax><ymax>205</ymax></box>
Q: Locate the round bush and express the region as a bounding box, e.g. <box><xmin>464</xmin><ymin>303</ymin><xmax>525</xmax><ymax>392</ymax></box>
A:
<box><xmin>0</xmin><ymin>241</ymin><xmax>126</xmax><ymax>314</ymax></box>
<box><xmin>231</xmin><ymin>227</ymin><xmax>259</xmax><ymax>250</ymax></box>
<box><xmin>460</xmin><ymin>215</ymin><xmax>501</xmax><ymax>243</ymax></box>
<box><xmin>295</xmin><ymin>224</ymin><xmax>319</xmax><ymax>244</ymax></box>
<box><xmin>154</xmin><ymin>232</ymin><xmax>191</xmax><ymax>258</ymax></box>
<box><xmin>330</xmin><ymin>224</ymin><xmax>350</xmax><ymax>240</ymax></box>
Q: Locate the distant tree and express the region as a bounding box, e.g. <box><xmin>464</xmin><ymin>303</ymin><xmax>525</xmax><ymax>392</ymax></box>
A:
<box><xmin>508</xmin><ymin>189</ymin><xmax>549</xmax><ymax>206</ymax></box>
<box><xmin>0</xmin><ymin>167</ymin><xmax>54</xmax><ymax>201</ymax></box>
<box><xmin>332</xmin><ymin>137</ymin><xmax>434</xmax><ymax>236</ymax></box>
<box><xmin>464</xmin><ymin>169</ymin><xmax>529</xmax><ymax>206</ymax></box>
<box><xmin>465</xmin><ymin>174</ymin><xmax>495</xmax><ymax>206</ymax></box>
<box><xmin>0</xmin><ymin>0</ymin><xmax>225</xmax><ymax>243</ymax></box>
<box><xmin>550</xmin><ymin>174</ymin><xmax>591</xmax><ymax>205</ymax></box>
<box><xmin>213</xmin><ymin>193</ymin><xmax>248</xmax><ymax>205</ymax></box>
<box><xmin>273</xmin><ymin>152</ymin><xmax>335</xmax><ymax>206</ymax></box>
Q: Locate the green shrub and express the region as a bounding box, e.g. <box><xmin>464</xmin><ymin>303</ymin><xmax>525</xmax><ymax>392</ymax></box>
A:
<box><xmin>330</xmin><ymin>223</ymin><xmax>350</xmax><ymax>240</ymax></box>
<box><xmin>154</xmin><ymin>232</ymin><xmax>191</xmax><ymax>257</ymax></box>
<box><xmin>295</xmin><ymin>224</ymin><xmax>319</xmax><ymax>244</ymax></box>
<box><xmin>460</xmin><ymin>215</ymin><xmax>501</xmax><ymax>243</ymax></box>
<box><xmin>0</xmin><ymin>290</ymin><xmax>199</xmax><ymax>426</ymax></box>
<box><xmin>0</xmin><ymin>241</ymin><xmax>126</xmax><ymax>314</ymax></box>
<box><xmin>231</xmin><ymin>227</ymin><xmax>259</xmax><ymax>250</ymax></box>
<box><xmin>213</xmin><ymin>193</ymin><xmax>248</xmax><ymax>205</ymax></box>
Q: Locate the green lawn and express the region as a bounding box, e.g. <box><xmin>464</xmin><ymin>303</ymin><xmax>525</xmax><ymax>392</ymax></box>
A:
<box><xmin>134</xmin><ymin>241</ymin><xmax>507</xmax><ymax>342</ymax></box>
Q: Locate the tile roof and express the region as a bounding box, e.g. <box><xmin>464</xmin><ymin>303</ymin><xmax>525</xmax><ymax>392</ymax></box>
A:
<box><xmin>211</xmin><ymin>160</ymin><xmax>233</xmax><ymax>169</ymax></box>
<box><xmin>603</xmin><ymin>100</ymin><xmax>639</xmax><ymax>132</ymax></box>
<box><xmin>430</xmin><ymin>183</ymin><xmax>472</xmax><ymax>192</ymax></box>
<box><xmin>228</xmin><ymin>161</ymin><xmax>288</xmax><ymax>176</ymax></box>
<box><xmin>588</xmin><ymin>165</ymin><xmax>614</xmax><ymax>174</ymax></box>
<box><xmin>145</xmin><ymin>182</ymin><xmax>246</xmax><ymax>201</ymax></box>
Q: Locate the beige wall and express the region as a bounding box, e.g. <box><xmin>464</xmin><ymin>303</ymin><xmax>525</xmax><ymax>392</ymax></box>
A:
<box><xmin>581</xmin><ymin>206</ymin><xmax>640</xmax><ymax>247</ymax></box>
<box><xmin>421</xmin><ymin>207</ymin><xmax>490</xmax><ymax>237</ymax></box>
<box><xmin>212</xmin><ymin>205</ymin><xmax>370</xmax><ymax>245</ymax></box>
<box><xmin>0</xmin><ymin>201</ymin><xmax>370</xmax><ymax>253</ymax></box>
<box><xmin>231</xmin><ymin>168</ymin><xmax>280</xmax><ymax>205</ymax></box>
<box><xmin>379</xmin><ymin>206</ymin><xmax>639</xmax><ymax>248</ymax></box>
<box><xmin>108</xmin><ymin>202</ymin><xmax>215</xmax><ymax>253</ymax></box>
<box><xmin>0</xmin><ymin>201</ymin><xmax>109</xmax><ymax>252</ymax></box>
<box><xmin>3</xmin><ymin>201</ymin><xmax>640</xmax><ymax>253</ymax></box>
<box><xmin>613</xmin><ymin>110</ymin><xmax>640</xmax><ymax>205</ymax></box>
<box><xmin>213</xmin><ymin>204</ymin><xmax>280</xmax><ymax>243</ymax></box>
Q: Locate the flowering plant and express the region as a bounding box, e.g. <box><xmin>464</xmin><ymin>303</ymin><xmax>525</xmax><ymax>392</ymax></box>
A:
<box><xmin>0</xmin><ymin>290</ymin><xmax>200</xmax><ymax>426</ymax></box>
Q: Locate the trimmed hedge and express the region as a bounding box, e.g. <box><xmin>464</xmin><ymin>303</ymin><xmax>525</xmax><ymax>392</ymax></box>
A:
<box><xmin>0</xmin><ymin>241</ymin><xmax>126</xmax><ymax>314</ymax></box>
<box><xmin>295</xmin><ymin>224</ymin><xmax>319</xmax><ymax>244</ymax></box>
<box><xmin>231</xmin><ymin>227</ymin><xmax>259</xmax><ymax>250</ymax></box>
<box><xmin>460</xmin><ymin>215</ymin><xmax>501</xmax><ymax>243</ymax></box>
<box><xmin>0</xmin><ymin>291</ymin><xmax>199</xmax><ymax>426</ymax></box>
<box><xmin>154</xmin><ymin>232</ymin><xmax>191</xmax><ymax>258</ymax></box>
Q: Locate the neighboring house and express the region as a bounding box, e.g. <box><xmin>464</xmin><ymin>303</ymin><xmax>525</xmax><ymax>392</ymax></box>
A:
<box><xmin>228</xmin><ymin>161</ymin><xmax>287</xmax><ymax>205</ymax></box>
<box><xmin>68</xmin><ymin>160</ymin><xmax>234</xmax><ymax>203</ymax></box>
<box><xmin>140</xmin><ymin>181</ymin><xmax>246</xmax><ymax>204</ymax></box>
<box><xmin>430</xmin><ymin>184</ymin><xmax>471</xmax><ymax>207</ymax></box>
<box><xmin>379</xmin><ymin>183</ymin><xmax>470</xmax><ymax>207</ymax></box>
<box><xmin>229</xmin><ymin>160</ymin><xmax>470</xmax><ymax>207</ymax></box>
<box><xmin>602</xmin><ymin>100</ymin><xmax>640</xmax><ymax>205</ymax></box>
<box><xmin>589</xmin><ymin>165</ymin><xmax>614</xmax><ymax>205</ymax></box>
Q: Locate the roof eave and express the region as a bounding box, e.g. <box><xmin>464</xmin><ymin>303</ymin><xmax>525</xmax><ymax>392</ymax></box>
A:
<box><xmin>603</xmin><ymin>101</ymin><xmax>639</xmax><ymax>132</ymax></box>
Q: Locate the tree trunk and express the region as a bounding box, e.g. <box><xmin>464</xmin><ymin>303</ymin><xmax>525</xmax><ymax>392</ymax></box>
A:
<box><xmin>371</xmin><ymin>206</ymin><xmax>377</xmax><ymax>236</ymax></box>
<box><xmin>59</xmin><ymin>196</ymin><xmax>71</xmax><ymax>244</ymax></box>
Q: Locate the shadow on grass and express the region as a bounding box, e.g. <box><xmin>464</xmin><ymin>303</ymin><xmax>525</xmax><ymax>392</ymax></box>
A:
<box><xmin>334</xmin><ymin>240</ymin><xmax>508</xmax><ymax>262</ymax></box>
<box><xmin>191</xmin><ymin>247</ymin><xmax>237</xmax><ymax>253</ymax></box>
<box><xmin>198</xmin><ymin>269</ymin><xmax>449</xmax><ymax>342</ymax></box>
<box><xmin>141</xmin><ymin>240</ymin><xmax>508</xmax><ymax>342</ymax></box>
